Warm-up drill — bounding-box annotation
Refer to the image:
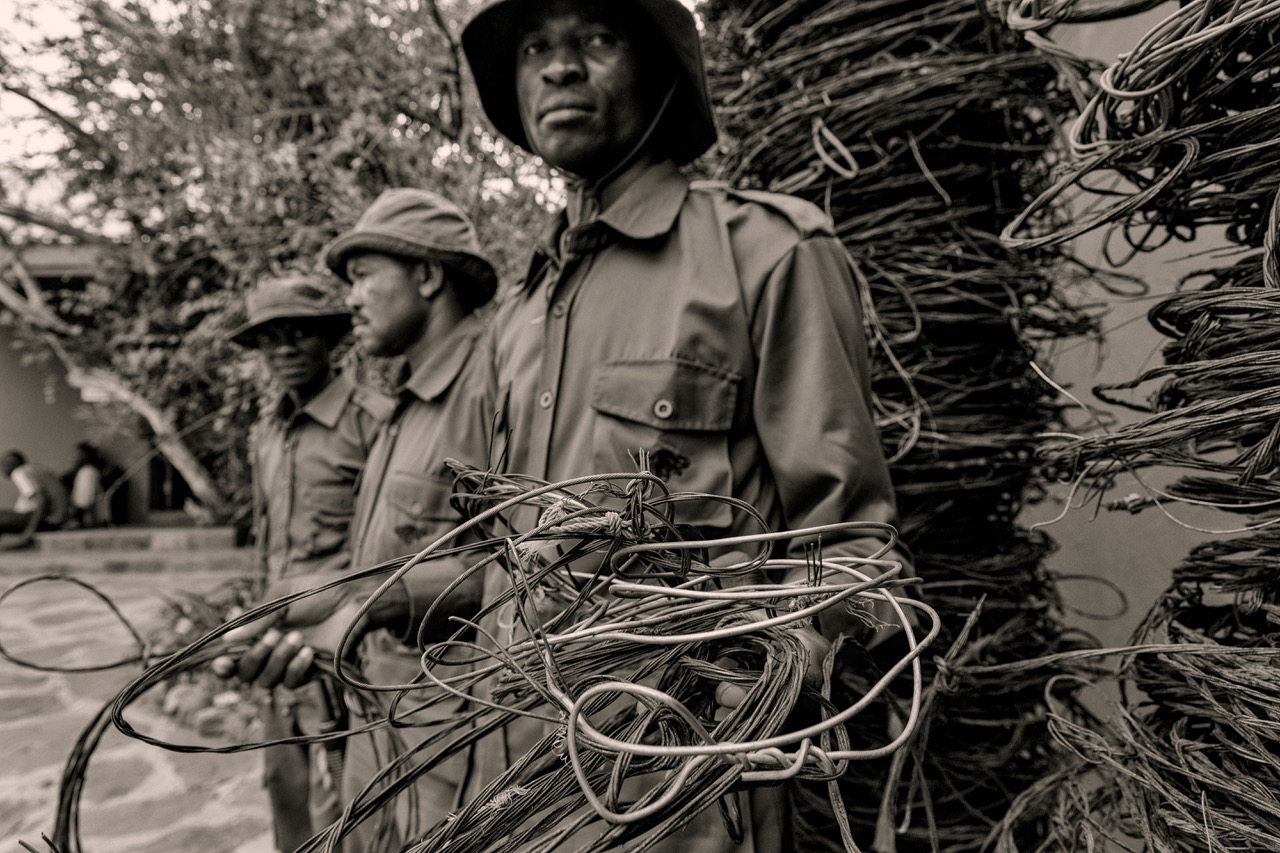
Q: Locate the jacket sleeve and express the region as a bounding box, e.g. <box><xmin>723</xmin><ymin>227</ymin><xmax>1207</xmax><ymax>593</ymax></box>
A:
<box><xmin>749</xmin><ymin>235</ymin><xmax>915</xmax><ymax>635</ymax></box>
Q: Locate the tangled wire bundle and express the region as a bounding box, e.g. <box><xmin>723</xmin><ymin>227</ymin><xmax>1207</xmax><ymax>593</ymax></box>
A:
<box><xmin>346</xmin><ymin>465</ymin><xmax>937</xmax><ymax>853</ymax></box>
<box><xmin>983</xmin><ymin>1</ymin><xmax>1280</xmax><ymax>850</ymax></box>
<box><xmin>701</xmin><ymin>0</ymin><xmax>1105</xmax><ymax>849</ymax></box>
<box><xmin>986</xmin><ymin>582</ymin><xmax>1280</xmax><ymax>853</ymax></box>
<box><xmin>16</xmin><ymin>464</ymin><xmax>938</xmax><ymax>853</ymax></box>
<box><xmin>1002</xmin><ymin>0</ymin><xmax>1280</xmax><ymax>253</ymax></box>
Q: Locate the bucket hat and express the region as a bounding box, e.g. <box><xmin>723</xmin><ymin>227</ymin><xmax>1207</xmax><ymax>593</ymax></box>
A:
<box><xmin>229</xmin><ymin>275</ymin><xmax>351</xmax><ymax>348</ymax></box>
<box><xmin>461</xmin><ymin>0</ymin><xmax>718</xmax><ymax>167</ymax></box>
<box><xmin>323</xmin><ymin>188</ymin><xmax>499</xmax><ymax>310</ymax></box>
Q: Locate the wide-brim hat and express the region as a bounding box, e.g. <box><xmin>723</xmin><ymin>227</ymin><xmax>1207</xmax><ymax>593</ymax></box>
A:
<box><xmin>461</xmin><ymin>0</ymin><xmax>718</xmax><ymax>167</ymax></box>
<box><xmin>228</xmin><ymin>274</ymin><xmax>352</xmax><ymax>347</ymax></box>
<box><xmin>323</xmin><ymin>188</ymin><xmax>499</xmax><ymax>310</ymax></box>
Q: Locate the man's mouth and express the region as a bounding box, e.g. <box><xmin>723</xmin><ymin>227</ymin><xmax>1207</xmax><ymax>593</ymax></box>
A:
<box><xmin>540</xmin><ymin>101</ymin><xmax>594</xmax><ymax>123</ymax></box>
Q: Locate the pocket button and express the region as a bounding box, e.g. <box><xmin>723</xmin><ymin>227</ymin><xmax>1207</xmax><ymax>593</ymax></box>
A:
<box><xmin>653</xmin><ymin>399</ymin><xmax>674</xmax><ymax>420</ymax></box>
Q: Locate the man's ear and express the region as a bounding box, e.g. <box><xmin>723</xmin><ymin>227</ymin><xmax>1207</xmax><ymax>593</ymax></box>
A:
<box><xmin>418</xmin><ymin>259</ymin><xmax>445</xmax><ymax>301</ymax></box>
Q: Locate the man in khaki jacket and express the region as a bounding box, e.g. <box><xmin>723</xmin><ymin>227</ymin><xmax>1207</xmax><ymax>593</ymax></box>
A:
<box><xmin>230</xmin><ymin>274</ymin><xmax>393</xmax><ymax>852</ymax></box>
<box><xmin>217</xmin><ymin>191</ymin><xmax>499</xmax><ymax>851</ymax></box>
<box><xmin>458</xmin><ymin>1</ymin><xmax>910</xmax><ymax>850</ymax></box>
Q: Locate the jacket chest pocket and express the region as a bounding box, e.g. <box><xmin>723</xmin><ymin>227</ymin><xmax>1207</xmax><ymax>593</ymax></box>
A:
<box><xmin>385</xmin><ymin>470</ymin><xmax>460</xmax><ymax>550</ymax></box>
<box><xmin>302</xmin><ymin>483</ymin><xmax>355</xmax><ymax>555</ymax></box>
<box><xmin>305</xmin><ymin>483</ymin><xmax>356</xmax><ymax>521</ymax></box>
<box><xmin>590</xmin><ymin>358</ymin><xmax>740</xmax><ymax>530</ymax></box>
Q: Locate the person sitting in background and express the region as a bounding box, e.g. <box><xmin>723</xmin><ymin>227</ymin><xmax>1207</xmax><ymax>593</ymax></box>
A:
<box><xmin>65</xmin><ymin>442</ymin><xmax>108</xmax><ymax>529</ymax></box>
<box><xmin>0</xmin><ymin>450</ymin><xmax>69</xmax><ymax>550</ymax></box>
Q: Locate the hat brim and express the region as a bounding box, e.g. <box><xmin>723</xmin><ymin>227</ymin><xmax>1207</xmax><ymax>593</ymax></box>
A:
<box><xmin>462</xmin><ymin>0</ymin><xmax>717</xmax><ymax>167</ymax></box>
<box><xmin>229</xmin><ymin>311</ymin><xmax>353</xmax><ymax>348</ymax></box>
<box><xmin>323</xmin><ymin>232</ymin><xmax>499</xmax><ymax>310</ymax></box>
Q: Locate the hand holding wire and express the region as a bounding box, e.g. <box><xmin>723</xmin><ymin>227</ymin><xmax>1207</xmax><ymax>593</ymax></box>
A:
<box><xmin>209</xmin><ymin>573</ymin><xmax>385</xmax><ymax>689</ymax></box>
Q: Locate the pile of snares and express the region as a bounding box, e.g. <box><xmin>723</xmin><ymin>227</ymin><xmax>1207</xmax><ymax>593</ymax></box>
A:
<box><xmin>700</xmin><ymin>0</ymin><xmax>1107</xmax><ymax>850</ymax></box>
<box><xmin>989</xmin><ymin>0</ymin><xmax>1280</xmax><ymax>850</ymax></box>
<box><xmin>12</xmin><ymin>464</ymin><xmax>938</xmax><ymax>853</ymax></box>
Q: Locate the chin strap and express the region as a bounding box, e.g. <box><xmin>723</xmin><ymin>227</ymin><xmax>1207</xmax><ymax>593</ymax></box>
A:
<box><xmin>561</xmin><ymin>80</ymin><xmax>679</xmax><ymax>228</ymax></box>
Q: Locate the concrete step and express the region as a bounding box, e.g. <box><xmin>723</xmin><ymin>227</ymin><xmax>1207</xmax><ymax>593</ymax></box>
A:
<box><xmin>30</xmin><ymin>525</ymin><xmax>239</xmax><ymax>553</ymax></box>
<box><xmin>0</xmin><ymin>546</ymin><xmax>253</xmax><ymax>577</ymax></box>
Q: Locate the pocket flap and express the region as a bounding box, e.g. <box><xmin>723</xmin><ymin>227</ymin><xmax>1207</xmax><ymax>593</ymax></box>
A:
<box><xmin>591</xmin><ymin>359</ymin><xmax>740</xmax><ymax>431</ymax></box>
<box><xmin>306</xmin><ymin>483</ymin><xmax>355</xmax><ymax>515</ymax></box>
<box><xmin>384</xmin><ymin>470</ymin><xmax>458</xmax><ymax>522</ymax></box>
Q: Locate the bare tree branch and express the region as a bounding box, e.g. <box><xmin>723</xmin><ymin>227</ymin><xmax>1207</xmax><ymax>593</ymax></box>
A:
<box><xmin>0</xmin><ymin>82</ymin><xmax>117</xmax><ymax>173</ymax></box>
<box><xmin>0</xmin><ymin>274</ymin><xmax>74</xmax><ymax>334</ymax></box>
<box><xmin>0</xmin><ymin>230</ymin><xmax>80</xmax><ymax>335</ymax></box>
<box><xmin>52</xmin><ymin>338</ymin><xmax>228</xmax><ymax>517</ymax></box>
<box><xmin>0</xmin><ymin>205</ymin><xmax>113</xmax><ymax>245</ymax></box>
<box><xmin>0</xmin><ymin>226</ymin><xmax>224</xmax><ymax>516</ymax></box>
<box><xmin>423</xmin><ymin>0</ymin><xmax>466</xmax><ymax>142</ymax></box>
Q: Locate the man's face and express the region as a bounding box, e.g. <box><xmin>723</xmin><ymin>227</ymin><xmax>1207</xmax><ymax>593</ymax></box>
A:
<box><xmin>254</xmin><ymin>321</ymin><xmax>332</xmax><ymax>394</ymax></box>
<box><xmin>515</xmin><ymin>0</ymin><xmax>652</xmax><ymax>179</ymax></box>
<box><xmin>344</xmin><ymin>252</ymin><xmax>429</xmax><ymax>357</ymax></box>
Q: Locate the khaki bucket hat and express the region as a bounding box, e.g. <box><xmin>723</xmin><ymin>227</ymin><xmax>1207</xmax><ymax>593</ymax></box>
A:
<box><xmin>229</xmin><ymin>275</ymin><xmax>351</xmax><ymax>348</ymax></box>
<box><xmin>460</xmin><ymin>0</ymin><xmax>718</xmax><ymax>167</ymax></box>
<box><xmin>323</xmin><ymin>188</ymin><xmax>499</xmax><ymax>310</ymax></box>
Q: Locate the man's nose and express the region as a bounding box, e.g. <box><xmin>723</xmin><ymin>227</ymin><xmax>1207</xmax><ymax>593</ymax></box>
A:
<box><xmin>542</xmin><ymin>45</ymin><xmax>586</xmax><ymax>85</ymax></box>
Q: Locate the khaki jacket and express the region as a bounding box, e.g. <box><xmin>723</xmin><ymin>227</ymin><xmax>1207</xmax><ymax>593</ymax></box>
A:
<box><xmin>469</xmin><ymin>159</ymin><xmax>907</xmax><ymax>852</ymax></box>
<box><xmin>252</xmin><ymin>371</ymin><xmax>392</xmax><ymax>581</ymax></box>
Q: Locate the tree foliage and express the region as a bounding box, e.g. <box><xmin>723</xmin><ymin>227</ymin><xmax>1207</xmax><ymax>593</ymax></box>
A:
<box><xmin>0</xmin><ymin>0</ymin><xmax>552</xmax><ymax>525</ymax></box>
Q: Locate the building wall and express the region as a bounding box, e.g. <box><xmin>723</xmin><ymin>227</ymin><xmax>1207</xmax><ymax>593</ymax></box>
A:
<box><xmin>0</xmin><ymin>241</ymin><xmax>154</xmax><ymax>523</ymax></box>
<box><xmin>0</xmin><ymin>328</ymin><xmax>96</xmax><ymax>507</ymax></box>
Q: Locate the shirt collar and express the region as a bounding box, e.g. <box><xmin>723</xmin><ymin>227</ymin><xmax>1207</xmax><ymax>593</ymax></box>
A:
<box><xmin>528</xmin><ymin>160</ymin><xmax>689</xmax><ymax>288</ymax></box>
<box><xmin>400</xmin><ymin>312</ymin><xmax>484</xmax><ymax>403</ymax></box>
<box><xmin>597</xmin><ymin>159</ymin><xmax>689</xmax><ymax>240</ymax></box>
<box><xmin>269</xmin><ymin>371</ymin><xmax>354</xmax><ymax>429</ymax></box>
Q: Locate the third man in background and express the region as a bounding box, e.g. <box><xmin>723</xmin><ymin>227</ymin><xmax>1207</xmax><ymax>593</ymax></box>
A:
<box><xmin>230</xmin><ymin>274</ymin><xmax>394</xmax><ymax>853</ymax></box>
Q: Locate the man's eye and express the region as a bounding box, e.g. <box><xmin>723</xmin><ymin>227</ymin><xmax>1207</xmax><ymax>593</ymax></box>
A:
<box><xmin>520</xmin><ymin>39</ymin><xmax>548</xmax><ymax>57</ymax></box>
<box><xmin>582</xmin><ymin>32</ymin><xmax>616</xmax><ymax>49</ymax></box>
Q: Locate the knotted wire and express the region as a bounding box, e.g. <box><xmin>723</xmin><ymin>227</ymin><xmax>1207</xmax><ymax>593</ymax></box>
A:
<box><xmin>8</xmin><ymin>462</ymin><xmax>936</xmax><ymax>853</ymax></box>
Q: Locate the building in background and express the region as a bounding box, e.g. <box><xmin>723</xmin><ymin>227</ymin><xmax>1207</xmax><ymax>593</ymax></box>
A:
<box><xmin>0</xmin><ymin>241</ymin><xmax>190</xmax><ymax>526</ymax></box>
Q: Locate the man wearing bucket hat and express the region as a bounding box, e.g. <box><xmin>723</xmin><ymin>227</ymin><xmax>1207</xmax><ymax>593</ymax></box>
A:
<box><xmin>229</xmin><ymin>273</ymin><xmax>394</xmax><ymax>853</ymax></box>
<box><xmin>458</xmin><ymin>0</ymin><xmax>910</xmax><ymax>850</ymax></box>
<box><xmin>326</xmin><ymin>186</ymin><xmax>501</xmax><ymax>849</ymax></box>
<box><xmin>217</xmin><ymin>189</ymin><xmax>502</xmax><ymax>850</ymax></box>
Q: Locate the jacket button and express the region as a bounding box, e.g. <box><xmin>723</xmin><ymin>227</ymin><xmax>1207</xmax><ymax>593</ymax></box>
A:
<box><xmin>539</xmin><ymin>390</ymin><xmax>554</xmax><ymax>409</ymax></box>
<box><xmin>653</xmin><ymin>399</ymin><xmax>674</xmax><ymax>419</ymax></box>
<box><xmin>410</xmin><ymin>502</ymin><xmax>424</xmax><ymax>516</ymax></box>
<box><xmin>550</xmin><ymin>302</ymin><xmax>567</xmax><ymax>318</ymax></box>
